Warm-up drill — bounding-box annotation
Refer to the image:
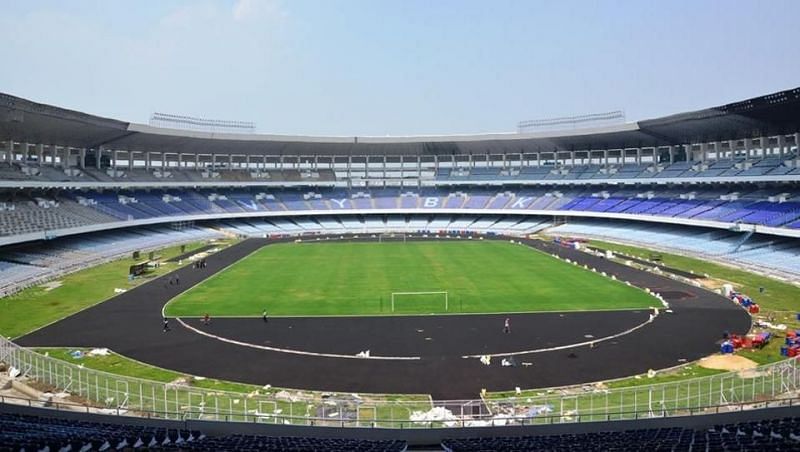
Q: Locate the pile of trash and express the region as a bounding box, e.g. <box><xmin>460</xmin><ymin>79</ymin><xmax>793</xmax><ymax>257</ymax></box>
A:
<box><xmin>754</xmin><ymin>318</ymin><xmax>787</xmax><ymax>331</ymax></box>
<box><xmin>410</xmin><ymin>406</ymin><xmax>458</xmax><ymax>423</ymax></box>
<box><xmin>68</xmin><ymin>348</ymin><xmax>111</xmax><ymax>359</ymax></box>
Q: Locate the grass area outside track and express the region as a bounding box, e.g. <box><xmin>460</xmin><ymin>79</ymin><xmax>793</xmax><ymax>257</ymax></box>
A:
<box><xmin>0</xmin><ymin>241</ymin><xmax>222</xmax><ymax>339</ymax></box>
<box><xmin>165</xmin><ymin>240</ymin><xmax>659</xmax><ymax>317</ymax></box>
<box><xmin>582</xmin><ymin>238</ymin><xmax>800</xmax><ymax>367</ymax></box>
<box><xmin>31</xmin><ymin>346</ymin><xmax>799</xmax><ymax>426</ymax></box>
<box><xmin>31</xmin><ymin>347</ymin><xmax>433</xmax><ymax>426</ymax></box>
<box><xmin>482</xmin><ymin>357</ymin><xmax>800</xmax><ymax>423</ymax></box>
<box><xmin>585</xmin><ymin>239</ymin><xmax>800</xmax><ymax>313</ymax></box>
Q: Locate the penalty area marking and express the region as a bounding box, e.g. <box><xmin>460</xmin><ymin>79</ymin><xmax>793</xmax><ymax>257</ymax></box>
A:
<box><xmin>176</xmin><ymin>317</ymin><xmax>421</xmax><ymax>361</ymax></box>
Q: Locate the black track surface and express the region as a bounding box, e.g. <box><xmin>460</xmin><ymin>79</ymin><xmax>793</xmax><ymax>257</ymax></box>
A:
<box><xmin>182</xmin><ymin>310</ymin><xmax>648</xmax><ymax>358</ymax></box>
<box><xmin>18</xmin><ymin>237</ymin><xmax>752</xmax><ymax>400</ymax></box>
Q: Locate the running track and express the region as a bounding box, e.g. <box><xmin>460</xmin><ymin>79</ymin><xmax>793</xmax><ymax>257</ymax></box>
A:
<box><xmin>18</xmin><ymin>237</ymin><xmax>752</xmax><ymax>400</ymax></box>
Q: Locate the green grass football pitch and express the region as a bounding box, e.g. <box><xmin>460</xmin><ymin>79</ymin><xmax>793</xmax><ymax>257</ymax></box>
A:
<box><xmin>164</xmin><ymin>240</ymin><xmax>660</xmax><ymax>317</ymax></box>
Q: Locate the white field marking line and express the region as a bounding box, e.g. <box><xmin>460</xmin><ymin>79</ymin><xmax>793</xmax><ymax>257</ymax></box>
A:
<box><xmin>161</xmin><ymin>239</ymin><xmax>267</xmax><ymax>319</ymax></box>
<box><xmin>173</xmin><ymin>306</ymin><xmax>652</xmax><ymax>319</ymax></box>
<box><xmin>176</xmin><ymin>239</ymin><xmax>662</xmax><ymax>358</ymax></box>
<box><xmin>521</xmin><ymin>240</ymin><xmax>660</xmax><ymax>305</ymax></box>
<box><xmin>171</xmin><ymin>246</ymin><xmax>657</xmax><ymax>318</ymax></box>
<box><xmin>169</xmin><ymin>238</ymin><xmax>658</xmax><ymax>318</ymax></box>
<box><xmin>15</xmin><ymin>238</ymin><xmax>216</xmax><ymax>341</ymax></box>
<box><xmin>556</xmin><ymin>232</ymin><xmax>800</xmax><ymax>286</ymax></box>
<box><xmin>462</xmin><ymin>308</ymin><xmax>661</xmax><ymax>359</ymax></box>
<box><xmin>23</xmin><ymin>347</ymin><xmax>433</xmax><ymax>400</ymax></box>
<box><xmin>176</xmin><ymin>318</ymin><xmax>421</xmax><ymax>361</ymax></box>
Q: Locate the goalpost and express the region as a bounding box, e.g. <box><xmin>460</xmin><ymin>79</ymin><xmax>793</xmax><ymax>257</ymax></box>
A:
<box><xmin>390</xmin><ymin>291</ymin><xmax>448</xmax><ymax>312</ymax></box>
<box><xmin>378</xmin><ymin>233</ymin><xmax>407</xmax><ymax>243</ymax></box>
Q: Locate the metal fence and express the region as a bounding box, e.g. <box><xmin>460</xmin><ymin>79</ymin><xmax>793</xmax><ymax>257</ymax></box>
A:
<box><xmin>2</xmin><ymin>336</ymin><xmax>800</xmax><ymax>428</ymax></box>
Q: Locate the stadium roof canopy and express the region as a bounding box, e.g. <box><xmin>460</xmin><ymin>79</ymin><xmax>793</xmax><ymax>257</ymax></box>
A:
<box><xmin>1</xmin><ymin>87</ymin><xmax>799</xmax><ymax>156</ymax></box>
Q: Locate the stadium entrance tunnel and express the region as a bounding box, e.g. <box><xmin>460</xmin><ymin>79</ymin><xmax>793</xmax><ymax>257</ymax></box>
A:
<box><xmin>17</xmin><ymin>235</ymin><xmax>752</xmax><ymax>400</ymax></box>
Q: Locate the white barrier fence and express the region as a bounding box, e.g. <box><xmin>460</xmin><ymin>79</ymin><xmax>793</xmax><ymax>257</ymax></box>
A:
<box><xmin>2</xmin><ymin>336</ymin><xmax>800</xmax><ymax>428</ymax></box>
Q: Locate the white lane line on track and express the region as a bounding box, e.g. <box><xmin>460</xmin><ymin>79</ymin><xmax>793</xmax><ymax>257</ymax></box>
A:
<box><xmin>176</xmin><ymin>317</ymin><xmax>421</xmax><ymax>361</ymax></box>
<box><xmin>461</xmin><ymin>309</ymin><xmax>661</xmax><ymax>359</ymax></box>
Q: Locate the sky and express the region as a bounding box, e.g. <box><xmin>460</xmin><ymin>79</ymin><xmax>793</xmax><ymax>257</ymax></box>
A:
<box><xmin>1</xmin><ymin>0</ymin><xmax>799</xmax><ymax>136</ymax></box>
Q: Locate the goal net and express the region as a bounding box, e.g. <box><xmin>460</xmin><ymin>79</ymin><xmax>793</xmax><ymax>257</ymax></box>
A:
<box><xmin>378</xmin><ymin>233</ymin><xmax>407</xmax><ymax>243</ymax></box>
<box><xmin>391</xmin><ymin>291</ymin><xmax>448</xmax><ymax>313</ymax></box>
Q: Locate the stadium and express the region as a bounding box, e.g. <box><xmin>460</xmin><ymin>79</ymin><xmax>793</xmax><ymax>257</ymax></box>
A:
<box><xmin>2</xmin><ymin>2</ymin><xmax>800</xmax><ymax>449</ymax></box>
<box><xmin>1</xmin><ymin>85</ymin><xmax>799</xmax><ymax>449</ymax></box>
